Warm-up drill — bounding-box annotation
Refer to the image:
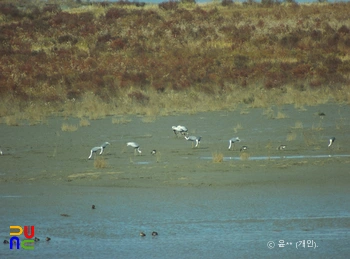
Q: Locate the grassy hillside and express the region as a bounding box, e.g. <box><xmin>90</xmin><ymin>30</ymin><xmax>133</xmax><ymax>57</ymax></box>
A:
<box><xmin>1</xmin><ymin>0</ymin><xmax>350</xmax><ymax>121</ymax></box>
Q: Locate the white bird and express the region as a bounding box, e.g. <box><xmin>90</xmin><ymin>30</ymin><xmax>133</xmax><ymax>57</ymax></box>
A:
<box><xmin>88</xmin><ymin>142</ymin><xmax>110</xmax><ymax>160</ymax></box>
<box><xmin>172</xmin><ymin>125</ymin><xmax>188</xmax><ymax>136</ymax></box>
<box><xmin>228</xmin><ymin>137</ymin><xmax>240</xmax><ymax>150</ymax></box>
<box><xmin>0</xmin><ymin>148</ymin><xmax>2</xmax><ymax>155</ymax></box>
<box><xmin>184</xmin><ymin>136</ymin><xmax>201</xmax><ymax>148</ymax></box>
<box><xmin>151</xmin><ymin>150</ymin><xmax>157</xmax><ymax>155</ymax></box>
<box><xmin>127</xmin><ymin>142</ymin><xmax>142</xmax><ymax>155</ymax></box>
<box><xmin>328</xmin><ymin>137</ymin><xmax>335</xmax><ymax>147</ymax></box>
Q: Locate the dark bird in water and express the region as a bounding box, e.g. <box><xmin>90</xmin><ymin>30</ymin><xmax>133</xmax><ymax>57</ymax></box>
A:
<box><xmin>277</xmin><ymin>145</ymin><xmax>286</xmax><ymax>151</ymax></box>
<box><xmin>139</xmin><ymin>232</ymin><xmax>146</xmax><ymax>237</ymax></box>
<box><xmin>328</xmin><ymin>137</ymin><xmax>335</xmax><ymax>147</ymax></box>
<box><xmin>46</xmin><ymin>237</ymin><xmax>51</xmax><ymax>241</ymax></box>
<box><xmin>240</xmin><ymin>146</ymin><xmax>248</xmax><ymax>152</ymax></box>
<box><xmin>60</xmin><ymin>214</ymin><xmax>70</xmax><ymax>217</ymax></box>
<box><xmin>34</xmin><ymin>237</ymin><xmax>40</xmax><ymax>242</ymax></box>
<box><xmin>92</xmin><ymin>205</ymin><xmax>96</xmax><ymax>209</ymax></box>
<box><xmin>3</xmin><ymin>240</ymin><xmax>9</xmax><ymax>244</ymax></box>
<box><xmin>152</xmin><ymin>231</ymin><xmax>158</xmax><ymax>236</ymax></box>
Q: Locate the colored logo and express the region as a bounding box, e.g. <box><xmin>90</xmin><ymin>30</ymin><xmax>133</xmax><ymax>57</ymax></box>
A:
<box><xmin>9</xmin><ymin>226</ymin><xmax>35</xmax><ymax>250</ymax></box>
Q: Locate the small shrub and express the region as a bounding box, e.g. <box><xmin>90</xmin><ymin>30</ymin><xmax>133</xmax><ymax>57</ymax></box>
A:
<box><xmin>43</xmin><ymin>4</ymin><xmax>61</xmax><ymax>13</ymax></box>
<box><xmin>61</xmin><ymin>123</ymin><xmax>78</xmax><ymax>132</ymax></box>
<box><xmin>159</xmin><ymin>1</ymin><xmax>178</xmax><ymax>11</ymax></box>
<box><xmin>127</xmin><ymin>91</ymin><xmax>150</xmax><ymax>105</ymax></box>
<box><xmin>94</xmin><ymin>157</ymin><xmax>107</xmax><ymax>168</ymax></box>
<box><xmin>286</xmin><ymin>131</ymin><xmax>297</xmax><ymax>141</ymax></box>
<box><xmin>222</xmin><ymin>0</ymin><xmax>234</xmax><ymax>6</ymax></box>
<box><xmin>212</xmin><ymin>152</ymin><xmax>224</xmax><ymax>163</ymax></box>
<box><xmin>79</xmin><ymin>118</ymin><xmax>90</xmax><ymax>127</ymax></box>
<box><xmin>240</xmin><ymin>152</ymin><xmax>250</xmax><ymax>161</ymax></box>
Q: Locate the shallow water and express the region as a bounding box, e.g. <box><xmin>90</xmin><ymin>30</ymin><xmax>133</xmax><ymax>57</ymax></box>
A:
<box><xmin>201</xmin><ymin>154</ymin><xmax>350</xmax><ymax>161</ymax></box>
<box><xmin>1</xmin><ymin>183</ymin><xmax>349</xmax><ymax>258</ymax></box>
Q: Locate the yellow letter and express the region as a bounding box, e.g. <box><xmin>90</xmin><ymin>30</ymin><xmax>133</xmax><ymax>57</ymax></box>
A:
<box><xmin>10</xmin><ymin>226</ymin><xmax>23</xmax><ymax>236</ymax></box>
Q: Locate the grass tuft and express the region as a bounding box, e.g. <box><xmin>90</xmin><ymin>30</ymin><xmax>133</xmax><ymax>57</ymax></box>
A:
<box><xmin>212</xmin><ymin>152</ymin><xmax>224</xmax><ymax>163</ymax></box>
<box><xmin>61</xmin><ymin>123</ymin><xmax>78</xmax><ymax>132</ymax></box>
<box><xmin>79</xmin><ymin>118</ymin><xmax>90</xmax><ymax>127</ymax></box>
<box><xmin>94</xmin><ymin>157</ymin><xmax>107</xmax><ymax>169</ymax></box>
<box><xmin>240</xmin><ymin>152</ymin><xmax>250</xmax><ymax>161</ymax></box>
<box><xmin>286</xmin><ymin>131</ymin><xmax>297</xmax><ymax>141</ymax></box>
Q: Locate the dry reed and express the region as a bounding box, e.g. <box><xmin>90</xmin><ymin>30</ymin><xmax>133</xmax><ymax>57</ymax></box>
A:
<box><xmin>94</xmin><ymin>157</ymin><xmax>107</xmax><ymax>169</ymax></box>
<box><xmin>212</xmin><ymin>152</ymin><xmax>224</xmax><ymax>163</ymax></box>
<box><xmin>79</xmin><ymin>118</ymin><xmax>90</xmax><ymax>127</ymax></box>
<box><xmin>61</xmin><ymin>123</ymin><xmax>78</xmax><ymax>132</ymax></box>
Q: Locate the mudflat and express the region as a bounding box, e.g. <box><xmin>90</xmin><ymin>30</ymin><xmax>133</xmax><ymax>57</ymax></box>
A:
<box><xmin>1</xmin><ymin>104</ymin><xmax>349</xmax><ymax>188</ymax></box>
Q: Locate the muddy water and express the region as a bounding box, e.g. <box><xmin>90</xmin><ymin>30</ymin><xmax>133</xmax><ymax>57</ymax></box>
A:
<box><xmin>1</xmin><ymin>104</ymin><xmax>350</xmax><ymax>257</ymax></box>
<box><xmin>1</xmin><ymin>182</ymin><xmax>349</xmax><ymax>258</ymax></box>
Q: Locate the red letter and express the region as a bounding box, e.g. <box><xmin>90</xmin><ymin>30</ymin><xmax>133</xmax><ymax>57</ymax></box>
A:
<box><xmin>24</xmin><ymin>226</ymin><xmax>35</xmax><ymax>239</ymax></box>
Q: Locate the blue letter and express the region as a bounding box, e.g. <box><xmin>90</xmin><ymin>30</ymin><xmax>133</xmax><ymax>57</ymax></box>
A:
<box><xmin>10</xmin><ymin>237</ymin><xmax>20</xmax><ymax>250</ymax></box>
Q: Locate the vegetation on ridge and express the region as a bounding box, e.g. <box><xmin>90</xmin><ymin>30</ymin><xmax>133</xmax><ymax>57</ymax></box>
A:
<box><xmin>0</xmin><ymin>0</ymin><xmax>350</xmax><ymax>121</ymax></box>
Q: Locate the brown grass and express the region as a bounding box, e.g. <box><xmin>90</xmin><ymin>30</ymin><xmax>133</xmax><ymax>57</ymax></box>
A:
<box><xmin>79</xmin><ymin>118</ymin><xmax>90</xmax><ymax>127</ymax></box>
<box><xmin>233</xmin><ymin>123</ymin><xmax>243</xmax><ymax>133</ymax></box>
<box><xmin>240</xmin><ymin>152</ymin><xmax>250</xmax><ymax>161</ymax></box>
<box><xmin>61</xmin><ymin>123</ymin><xmax>78</xmax><ymax>132</ymax></box>
<box><xmin>4</xmin><ymin>115</ymin><xmax>20</xmax><ymax>126</ymax></box>
<box><xmin>0</xmin><ymin>2</ymin><xmax>350</xmax><ymax>119</ymax></box>
<box><xmin>286</xmin><ymin>131</ymin><xmax>297</xmax><ymax>141</ymax></box>
<box><xmin>142</xmin><ymin>116</ymin><xmax>157</xmax><ymax>123</ymax></box>
<box><xmin>276</xmin><ymin>111</ymin><xmax>288</xmax><ymax>119</ymax></box>
<box><xmin>212</xmin><ymin>152</ymin><xmax>224</xmax><ymax>163</ymax></box>
<box><xmin>293</xmin><ymin>121</ymin><xmax>304</xmax><ymax>129</ymax></box>
<box><xmin>94</xmin><ymin>157</ymin><xmax>107</xmax><ymax>169</ymax></box>
<box><xmin>112</xmin><ymin>117</ymin><xmax>132</xmax><ymax>124</ymax></box>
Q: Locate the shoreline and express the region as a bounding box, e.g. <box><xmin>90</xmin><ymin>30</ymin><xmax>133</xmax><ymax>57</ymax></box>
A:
<box><xmin>1</xmin><ymin>103</ymin><xmax>349</xmax><ymax>188</ymax></box>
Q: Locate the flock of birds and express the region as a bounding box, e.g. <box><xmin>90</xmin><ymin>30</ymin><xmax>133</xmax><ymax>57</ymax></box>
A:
<box><xmin>87</xmin><ymin>125</ymin><xmax>336</xmax><ymax>160</ymax></box>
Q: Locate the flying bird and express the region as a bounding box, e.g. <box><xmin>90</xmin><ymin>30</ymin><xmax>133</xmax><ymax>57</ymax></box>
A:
<box><xmin>184</xmin><ymin>135</ymin><xmax>201</xmax><ymax>148</ymax></box>
<box><xmin>88</xmin><ymin>142</ymin><xmax>110</xmax><ymax>160</ymax></box>
<box><xmin>228</xmin><ymin>137</ymin><xmax>240</xmax><ymax>150</ymax></box>
<box><xmin>328</xmin><ymin>137</ymin><xmax>335</xmax><ymax>147</ymax></box>
<box><xmin>172</xmin><ymin>125</ymin><xmax>188</xmax><ymax>136</ymax></box>
<box><xmin>127</xmin><ymin>142</ymin><xmax>142</xmax><ymax>155</ymax></box>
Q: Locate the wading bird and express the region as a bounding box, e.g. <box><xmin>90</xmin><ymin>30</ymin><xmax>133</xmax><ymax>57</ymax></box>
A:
<box><xmin>127</xmin><ymin>142</ymin><xmax>142</xmax><ymax>155</ymax></box>
<box><xmin>184</xmin><ymin>136</ymin><xmax>201</xmax><ymax>148</ymax></box>
<box><xmin>172</xmin><ymin>125</ymin><xmax>188</xmax><ymax>136</ymax></box>
<box><xmin>328</xmin><ymin>137</ymin><xmax>335</xmax><ymax>147</ymax></box>
<box><xmin>228</xmin><ymin>137</ymin><xmax>240</xmax><ymax>150</ymax></box>
<box><xmin>88</xmin><ymin>142</ymin><xmax>110</xmax><ymax>160</ymax></box>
